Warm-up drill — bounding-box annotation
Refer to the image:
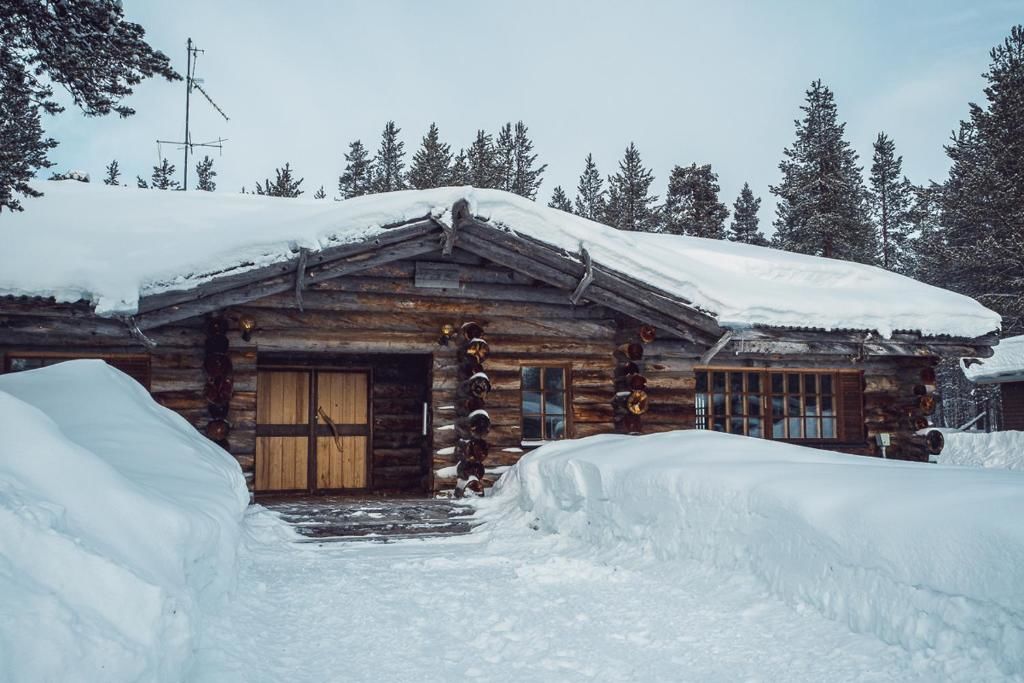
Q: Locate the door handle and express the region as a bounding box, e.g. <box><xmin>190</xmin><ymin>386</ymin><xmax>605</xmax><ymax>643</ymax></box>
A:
<box><xmin>317</xmin><ymin>406</ymin><xmax>345</xmax><ymax>452</ymax></box>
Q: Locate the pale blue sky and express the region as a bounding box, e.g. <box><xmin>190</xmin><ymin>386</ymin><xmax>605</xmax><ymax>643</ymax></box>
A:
<box><xmin>43</xmin><ymin>1</ymin><xmax>1023</xmax><ymax>229</ymax></box>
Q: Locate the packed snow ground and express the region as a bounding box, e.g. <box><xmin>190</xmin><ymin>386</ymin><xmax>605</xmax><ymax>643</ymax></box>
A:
<box><xmin>0</xmin><ymin>362</ymin><xmax>249</xmax><ymax>682</ymax></box>
<box><xmin>938</xmin><ymin>429</ymin><xmax>1024</xmax><ymax>470</ymax></box>
<box><xmin>0</xmin><ymin>181</ymin><xmax>999</xmax><ymax>337</ymax></box>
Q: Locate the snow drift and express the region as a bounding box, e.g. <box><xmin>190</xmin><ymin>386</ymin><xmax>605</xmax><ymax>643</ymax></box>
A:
<box><xmin>0</xmin><ymin>360</ymin><xmax>250</xmax><ymax>682</ymax></box>
<box><xmin>0</xmin><ymin>180</ymin><xmax>1000</xmax><ymax>338</ymax></box>
<box><xmin>486</xmin><ymin>431</ymin><xmax>1024</xmax><ymax>675</ymax></box>
<box><xmin>938</xmin><ymin>429</ymin><xmax>1024</xmax><ymax>470</ymax></box>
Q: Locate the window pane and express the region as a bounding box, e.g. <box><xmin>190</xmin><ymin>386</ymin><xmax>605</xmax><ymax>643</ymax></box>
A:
<box><xmin>787</xmin><ymin>396</ymin><xmax>801</xmax><ymax>417</ymax></box>
<box><xmin>771</xmin><ymin>396</ymin><xmax>784</xmax><ymax>418</ymax></box>
<box><xmin>729</xmin><ymin>372</ymin><xmax>744</xmax><ymax>394</ymax></box>
<box><xmin>696</xmin><ymin>371</ymin><xmax>708</xmax><ymax>393</ymax></box>
<box><xmin>695</xmin><ymin>394</ymin><xmax>708</xmax><ymax>430</ymax></box>
<box><xmin>546</xmin><ymin>416</ymin><xmax>566</xmax><ymax>440</ymax></box>
<box><xmin>747</xmin><ymin>395</ymin><xmax>761</xmax><ymax>417</ymax></box>
<box><xmin>713</xmin><ymin>372</ymin><xmax>726</xmax><ymax>392</ymax></box>
<box><xmin>522</xmin><ymin>367</ymin><xmax>541</xmax><ymax>390</ymax></box>
<box><xmin>730</xmin><ymin>417</ymin><xmax>745</xmax><ymax>435</ymax></box>
<box><xmin>712</xmin><ymin>416</ymin><xmax>726</xmax><ymax>432</ymax></box>
<box><xmin>773</xmin><ymin>418</ymin><xmax>786</xmax><ymax>438</ymax></box>
<box><xmin>747</xmin><ymin>373</ymin><xmax>760</xmax><ymax>393</ymax></box>
<box><xmin>804</xmin><ymin>374</ymin><xmax>817</xmax><ymax>394</ymax></box>
<box><xmin>822</xmin><ymin>418</ymin><xmax>836</xmax><ymax>438</ymax></box>
<box><xmin>749</xmin><ymin>417</ymin><xmax>762</xmax><ymax>438</ymax></box>
<box><xmin>820</xmin><ymin>375</ymin><xmax>833</xmax><ymax>395</ymax></box>
<box><xmin>713</xmin><ymin>393</ymin><xmax>725</xmax><ymax>416</ymax></box>
<box><xmin>543</xmin><ymin>368</ymin><xmax>565</xmax><ymax>392</ymax></box>
<box><xmin>545</xmin><ymin>390</ymin><xmax>564</xmax><ymax>415</ymax></box>
<box><xmin>806</xmin><ymin>400</ymin><xmax>818</xmax><ymax>418</ymax></box>
<box><xmin>788</xmin><ymin>417</ymin><xmax>802</xmax><ymax>438</ymax></box>
<box><xmin>522</xmin><ymin>391</ymin><xmax>542</xmax><ymax>415</ymax></box>
<box><xmin>771</xmin><ymin>373</ymin><xmax>784</xmax><ymax>394</ymax></box>
<box><xmin>805</xmin><ymin>418</ymin><xmax>819</xmax><ymax>439</ymax></box>
<box><xmin>730</xmin><ymin>394</ymin><xmax>744</xmax><ymax>417</ymax></box>
<box><xmin>821</xmin><ymin>395</ymin><xmax>834</xmax><ymax>416</ymax></box>
<box><xmin>787</xmin><ymin>374</ymin><xmax>801</xmax><ymax>394</ymax></box>
<box><xmin>523</xmin><ymin>416</ymin><xmax>542</xmax><ymax>440</ymax></box>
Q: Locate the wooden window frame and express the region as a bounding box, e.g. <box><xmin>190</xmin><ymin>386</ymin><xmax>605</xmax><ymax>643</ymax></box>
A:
<box><xmin>3</xmin><ymin>350</ymin><xmax>152</xmax><ymax>390</ymax></box>
<box><xmin>519</xmin><ymin>364</ymin><xmax>573</xmax><ymax>446</ymax></box>
<box><xmin>695</xmin><ymin>367</ymin><xmax>863</xmax><ymax>445</ymax></box>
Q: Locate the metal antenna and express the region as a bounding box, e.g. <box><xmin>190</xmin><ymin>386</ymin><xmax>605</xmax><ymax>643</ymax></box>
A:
<box><xmin>156</xmin><ymin>38</ymin><xmax>230</xmax><ymax>190</ymax></box>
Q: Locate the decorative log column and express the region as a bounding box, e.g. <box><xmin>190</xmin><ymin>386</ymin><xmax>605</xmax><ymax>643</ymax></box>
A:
<box><xmin>907</xmin><ymin>364</ymin><xmax>943</xmax><ymax>459</ymax></box>
<box><xmin>203</xmin><ymin>315</ymin><xmax>234</xmax><ymax>447</ymax></box>
<box><xmin>613</xmin><ymin>324</ymin><xmax>655</xmax><ymax>434</ymax></box>
<box><xmin>454</xmin><ymin>322</ymin><xmax>490</xmax><ymax>497</ymax></box>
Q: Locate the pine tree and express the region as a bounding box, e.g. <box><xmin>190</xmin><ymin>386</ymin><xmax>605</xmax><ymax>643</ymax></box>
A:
<box><xmin>868</xmin><ymin>133</ymin><xmax>913</xmax><ymax>272</ymax></box>
<box><xmin>255</xmin><ymin>163</ymin><xmax>304</xmax><ymax>197</ymax></box>
<box><xmin>662</xmin><ymin>163</ymin><xmax>729</xmax><ymax>238</ymax></box>
<box><xmin>574</xmin><ymin>153</ymin><xmax>606</xmax><ymax>221</ymax></box>
<box><xmin>510</xmin><ymin>121</ymin><xmax>546</xmax><ymax>199</ymax></box>
<box><xmin>466</xmin><ymin>130</ymin><xmax>496</xmax><ymax>188</ymax></box>
<box><xmin>770</xmin><ymin>80</ymin><xmax>876</xmax><ymax>263</ymax></box>
<box><xmin>371</xmin><ymin>121</ymin><xmax>406</xmax><ymax>193</ymax></box>
<box><xmin>493</xmin><ymin>123</ymin><xmax>515</xmax><ymax>191</ymax></box>
<box><xmin>604</xmin><ymin>143</ymin><xmax>659</xmax><ymax>232</ymax></box>
<box><xmin>548</xmin><ymin>186</ymin><xmax>573</xmax><ymax>212</ymax></box>
<box><xmin>450</xmin><ymin>150</ymin><xmax>470</xmax><ymax>185</ymax></box>
<box><xmin>408</xmin><ymin>122</ymin><xmax>453</xmax><ymax>190</ymax></box>
<box><xmin>103</xmin><ymin>160</ymin><xmax>121</xmax><ymax>186</ymax></box>
<box><xmin>136</xmin><ymin>176</ymin><xmax>149</xmax><ymax>189</ymax></box>
<box><xmin>337</xmin><ymin>140</ymin><xmax>374</xmax><ymax>199</ymax></box>
<box><xmin>932</xmin><ymin>25</ymin><xmax>1024</xmax><ymax>334</ymax></box>
<box><xmin>195</xmin><ymin>155</ymin><xmax>216</xmax><ymax>192</ymax></box>
<box><xmin>150</xmin><ymin>158</ymin><xmax>180</xmax><ymax>190</ymax></box>
<box><xmin>729</xmin><ymin>183</ymin><xmax>768</xmax><ymax>245</ymax></box>
<box><xmin>0</xmin><ymin>2</ymin><xmax>178</xmax><ymax>210</ymax></box>
<box><xmin>314</xmin><ymin>185</ymin><xmax>326</xmax><ymax>199</ymax></box>
<box><xmin>48</xmin><ymin>170</ymin><xmax>89</xmax><ymax>182</ymax></box>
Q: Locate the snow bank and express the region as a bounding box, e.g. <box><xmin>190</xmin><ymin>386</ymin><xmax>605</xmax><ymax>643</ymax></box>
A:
<box><xmin>963</xmin><ymin>334</ymin><xmax>1024</xmax><ymax>383</ymax></box>
<box><xmin>0</xmin><ymin>360</ymin><xmax>250</xmax><ymax>682</ymax></box>
<box><xmin>938</xmin><ymin>430</ymin><xmax>1024</xmax><ymax>470</ymax></box>
<box><xmin>486</xmin><ymin>431</ymin><xmax>1024</xmax><ymax>675</ymax></box>
<box><xmin>0</xmin><ymin>181</ymin><xmax>999</xmax><ymax>337</ymax></box>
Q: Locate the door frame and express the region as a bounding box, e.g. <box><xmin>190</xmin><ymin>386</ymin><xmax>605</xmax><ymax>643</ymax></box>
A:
<box><xmin>256</xmin><ymin>364</ymin><xmax>374</xmax><ymax>494</ymax></box>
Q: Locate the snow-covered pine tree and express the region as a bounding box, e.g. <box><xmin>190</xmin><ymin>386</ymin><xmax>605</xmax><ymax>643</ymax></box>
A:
<box><xmin>0</xmin><ymin>64</ymin><xmax>56</xmax><ymax>211</ymax></box>
<box><xmin>337</xmin><ymin>140</ymin><xmax>374</xmax><ymax>200</ymax></box>
<box><xmin>450</xmin><ymin>150</ymin><xmax>470</xmax><ymax>186</ymax></box>
<box><xmin>869</xmin><ymin>133</ymin><xmax>913</xmax><ymax>272</ymax></box>
<box><xmin>255</xmin><ymin>163</ymin><xmax>304</xmax><ymax>197</ymax></box>
<box><xmin>103</xmin><ymin>160</ymin><xmax>121</xmax><ymax>186</ymax></box>
<box><xmin>511</xmin><ymin>121</ymin><xmax>547</xmax><ymax>199</ymax></box>
<box><xmin>195</xmin><ymin>155</ymin><xmax>216</xmax><ymax>192</ymax></box>
<box><xmin>0</xmin><ymin>2</ymin><xmax>178</xmax><ymax>210</ymax></box>
<box><xmin>933</xmin><ymin>25</ymin><xmax>1024</xmax><ymax>334</ymax></box>
<box><xmin>604</xmin><ymin>143</ymin><xmax>659</xmax><ymax>232</ymax></box>
<box><xmin>136</xmin><ymin>176</ymin><xmax>149</xmax><ymax>189</ymax></box>
<box><xmin>574</xmin><ymin>153</ymin><xmax>606</xmax><ymax>221</ymax></box>
<box><xmin>314</xmin><ymin>185</ymin><xmax>326</xmax><ymax>199</ymax></box>
<box><xmin>729</xmin><ymin>183</ymin><xmax>768</xmax><ymax>245</ymax></box>
<box><xmin>770</xmin><ymin>80</ymin><xmax>876</xmax><ymax>263</ymax></box>
<box><xmin>48</xmin><ymin>170</ymin><xmax>89</xmax><ymax>182</ymax></box>
<box><xmin>408</xmin><ymin>123</ymin><xmax>453</xmax><ymax>190</ymax></box>
<box><xmin>371</xmin><ymin>121</ymin><xmax>406</xmax><ymax>193</ymax></box>
<box><xmin>466</xmin><ymin>130</ymin><xmax>496</xmax><ymax>188</ymax></box>
<box><xmin>150</xmin><ymin>158</ymin><xmax>180</xmax><ymax>190</ymax></box>
<box><xmin>662</xmin><ymin>163</ymin><xmax>729</xmax><ymax>238</ymax></box>
<box><xmin>548</xmin><ymin>186</ymin><xmax>572</xmax><ymax>212</ymax></box>
<box><xmin>493</xmin><ymin>123</ymin><xmax>515</xmax><ymax>192</ymax></box>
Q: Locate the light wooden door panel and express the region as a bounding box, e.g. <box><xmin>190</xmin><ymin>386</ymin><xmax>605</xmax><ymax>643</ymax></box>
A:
<box><xmin>316</xmin><ymin>436</ymin><xmax>368</xmax><ymax>489</ymax></box>
<box><xmin>256</xmin><ymin>436</ymin><xmax>308</xmax><ymax>491</ymax></box>
<box><xmin>257</xmin><ymin>371</ymin><xmax>309</xmax><ymax>425</ymax></box>
<box><xmin>315</xmin><ymin>372</ymin><xmax>369</xmax><ymax>490</ymax></box>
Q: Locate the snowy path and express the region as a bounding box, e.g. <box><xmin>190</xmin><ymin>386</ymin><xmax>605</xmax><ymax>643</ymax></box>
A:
<box><xmin>191</xmin><ymin>506</ymin><xmax>983</xmax><ymax>683</ymax></box>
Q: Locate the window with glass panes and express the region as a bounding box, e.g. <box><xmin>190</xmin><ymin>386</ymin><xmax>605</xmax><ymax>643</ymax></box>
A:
<box><xmin>521</xmin><ymin>366</ymin><xmax>569</xmax><ymax>442</ymax></box>
<box><xmin>695</xmin><ymin>369</ymin><xmax>842</xmax><ymax>441</ymax></box>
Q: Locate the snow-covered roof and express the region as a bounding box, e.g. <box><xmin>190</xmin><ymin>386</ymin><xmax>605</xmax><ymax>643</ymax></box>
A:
<box><xmin>0</xmin><ymin>181</ymin><xmax>1001</xmax><ymax>339</ymax></box>
<box><xmin>962</xmin><ymin>335</ymin><xmax>1024</xmax><ymax>383</ymax></box>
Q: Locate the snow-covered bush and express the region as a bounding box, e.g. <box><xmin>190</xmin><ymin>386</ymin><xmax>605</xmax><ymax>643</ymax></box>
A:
<box><xmin>487</xmin><ymin>431</ymin><xmax>1024</xmax><ymax>675</ymax></box>
<box><xmin>938</xmin><ymin>429</ymin><xmax>1024</xmax><ymax>470</ymax></box>
<box><xmin>0</xmin><ymin>360</ymin><xmax>250</xmax><ymax>682</ymax></box>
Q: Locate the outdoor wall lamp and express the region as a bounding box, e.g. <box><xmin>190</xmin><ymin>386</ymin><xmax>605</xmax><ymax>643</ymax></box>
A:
<box><xmin>239</xmin><ymin>315</ymin><xmax>257</xmax><ymax>342</ymax></box>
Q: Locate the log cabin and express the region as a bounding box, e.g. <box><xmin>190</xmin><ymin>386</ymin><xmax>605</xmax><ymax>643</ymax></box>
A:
<box><xmin>962</xmin><ymin>335</ymin><xmax>1024</xmax><ymax>431</ymax></box>
<box><xmin>0</xmin><ymin>181</ymin><xmax>1002</xmax><ymax>495</ymax></box>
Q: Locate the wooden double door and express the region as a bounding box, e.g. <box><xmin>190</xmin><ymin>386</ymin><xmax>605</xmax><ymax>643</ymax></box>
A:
<box><xmin>255</xmin><ymin>369</ymin><xmax>370</xmax><ymax>492</ymax></box>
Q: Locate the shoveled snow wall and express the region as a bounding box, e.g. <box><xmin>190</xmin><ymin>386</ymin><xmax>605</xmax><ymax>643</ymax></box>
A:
<box><xmin>488</xmin><ymin>431</ymin><xmax>1024</xmax><ymax>675</ymax></box>
<box><xmin>938</xmin><ymin>429</ymin><xmax>1024</xmax><ymax>470</ymax></box>
<box><xmin>0</xmin><ymin>360</ymin><xmax>250</xmax><ymax>682</ymax></box>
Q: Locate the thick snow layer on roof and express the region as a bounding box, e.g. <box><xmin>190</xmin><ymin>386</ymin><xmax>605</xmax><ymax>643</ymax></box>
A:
<box><xmin>486</xmin><ymin>431</ymin><xmax>1024</xmax><ymax>675</ymax></box>
<box><xmin>962</xmin><ymin>334</ymin><xmax>1024</xmax><ymax>383</ymax></box>
<box><xmin>0</xmin><ymin>181</ymin><xmax>1000</xmax><ymax>338</ymax></box>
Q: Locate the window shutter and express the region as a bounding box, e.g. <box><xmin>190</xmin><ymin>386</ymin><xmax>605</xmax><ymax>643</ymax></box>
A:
<box><xmin>837</xmin><ymin>372</ymin><xmax>865</xmax><ymax>443</ymax></box>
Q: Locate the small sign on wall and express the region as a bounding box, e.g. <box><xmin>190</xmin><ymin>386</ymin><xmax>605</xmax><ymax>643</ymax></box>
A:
<box><xmin>415</xmin><ymin>262</ymin><xmax>461</xmax><ymax>289</ymax></box>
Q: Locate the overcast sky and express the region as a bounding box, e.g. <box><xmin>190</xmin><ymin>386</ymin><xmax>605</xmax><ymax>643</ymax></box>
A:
<box><xmin>44</xmin><ymin>1</ymin><xmax>1022</xmax><ymax>231</ymax></box>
